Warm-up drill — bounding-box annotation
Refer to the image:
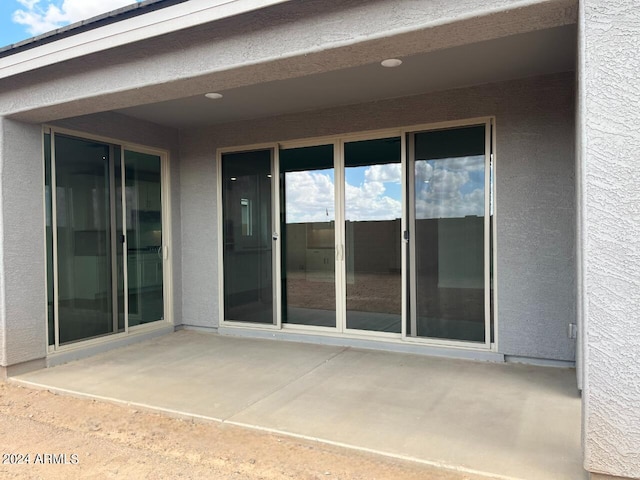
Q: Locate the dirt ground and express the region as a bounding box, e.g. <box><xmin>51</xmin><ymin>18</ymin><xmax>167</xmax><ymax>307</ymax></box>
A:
<box><xmin>0</xmin><ymin>382</ymin><xmax>490</xmax><ymax>480</ymax></box>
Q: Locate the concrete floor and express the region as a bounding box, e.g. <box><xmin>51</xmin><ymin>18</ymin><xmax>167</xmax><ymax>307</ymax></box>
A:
<box><xmin>13</xmin><ymin>330</ymin><xmax>584</xmax><ymax>480</ymax></box>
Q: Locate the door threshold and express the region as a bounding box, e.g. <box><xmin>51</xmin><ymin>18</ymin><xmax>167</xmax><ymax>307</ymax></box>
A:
<box><xmin>217</xmin><ymin>325</ymin><xmax>504</xmax><ymax>362</ymax></box>
<box><xmin>47</xmin><ymin>324</ymin><xmax>174</xmax><ymax>368</ymax></box>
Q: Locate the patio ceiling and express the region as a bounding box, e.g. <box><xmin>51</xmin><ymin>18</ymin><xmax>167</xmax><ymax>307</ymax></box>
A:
<box><xmin>116</xmin><ymin>24</ymin><xmax>576</xmax><ymax>129</ymax></box>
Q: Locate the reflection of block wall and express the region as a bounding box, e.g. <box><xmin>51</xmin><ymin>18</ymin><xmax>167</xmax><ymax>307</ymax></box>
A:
<box><xmin>436</xmin><ymin>217</ymin><xmax>484</xmax><ymax>289</ymax></box>
<box><xmin>348</xmin><ymin>219</ymin><xmax>401</xmax><ymax>274</ymax></box>
<box><xmin>286</xmin><ymin>223</ymin><xmax>306</xmax><ymax>271</ymax></box>
<box><xmin>415</xmin><ymin>217</ymin><xmax>484</xmax><ymax>322</ymax></box>
<box><xmin>415</xmin><ymin>217</ymin><xmax>484</xmax><ymax>285</ymax></box>
<box><xmin>286</xmin><ymin>220</ymin><xmax>402</xmax><ymax>274</ymax></box>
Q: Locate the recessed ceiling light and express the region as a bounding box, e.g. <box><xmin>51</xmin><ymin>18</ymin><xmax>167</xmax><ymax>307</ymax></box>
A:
<box><xmin>205</xmin><ymin>92</ymin><xmax>223</xmax><ymax>100</ymax></box>
<box><xmin>381</xmin><ymin>58</ymin><xmax>402</xmax><ymax>68</ymax></box>
<box><xmin>230</xmin><ymin>177</ymin><xmax>237</xmax><ymax>181</ymax></box>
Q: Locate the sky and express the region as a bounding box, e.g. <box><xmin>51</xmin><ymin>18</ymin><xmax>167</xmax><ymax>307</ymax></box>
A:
<box><xmin>0</xmin><ymin>0</ymin><xmax>141</xmax><ymax>48</ymax></box>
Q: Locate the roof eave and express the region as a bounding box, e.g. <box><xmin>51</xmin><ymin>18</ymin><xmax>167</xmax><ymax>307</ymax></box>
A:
<box><xmin>0</xmin><ymin>0</ymin><xmax>292</xmax><ymax>80</ymax></box>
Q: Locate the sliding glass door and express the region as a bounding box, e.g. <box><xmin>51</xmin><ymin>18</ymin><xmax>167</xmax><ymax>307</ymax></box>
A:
<box><xmin>219</xmin><ymin>119</ymin><xmax>493</xmax><ymax>348</ymax></box>
<box><xmin>221</xmin><ymin>149</ymin><xmax>275</xmax><ymax>324</ymax></box>
<box><xmin>343</xmin><ymin>137</ymin><xmax>402</xmax><ymax>333</ymax></box>
<box><xmin>280</xmin><ymin>145</ymin><xmax>336</xmax><ymax>328</ymax></box>
<box><xmin>53</xmin><ymin>135</ymin><xmax>123</xmax><ymax>344</ymax></box>
<box><xmin>124</xmin><ymin>150</ymin><xmax>165</xmax><ymax>327</ymax></box>
<box><xmin>408</xmin><ymin>124</ymin><xmax>490</xmax><ymax>344</ymax></box>
<box><xmin>45</xmin><ymin>132</ymin><xmax>167</xmax><ymax>348</ymax></box>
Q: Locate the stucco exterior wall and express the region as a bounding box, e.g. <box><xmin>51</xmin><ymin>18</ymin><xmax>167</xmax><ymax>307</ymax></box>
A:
<box><xmin>580</xmin><ymin>0</ymin><xmax>640</xmax><ymax>477</ymax></box>
<box><xmin>179</xmin><ymin>72</ymin><xmax>576</xmax><ymax>361</ymax></box>
<box><xmin>0</xmin><ymin>118</ymin><xmax>47</xmax><ymax>367</ymax></box>
<box><xmin>52</xmin><ymin>113</ymin><xmax>183</xmax><ymax>327</ymax></box>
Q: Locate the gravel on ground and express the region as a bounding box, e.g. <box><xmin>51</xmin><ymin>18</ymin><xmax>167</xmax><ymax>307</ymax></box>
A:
<box><xmin>0</xmin><ymin>381</ymin><xmax>490</xmax><ymax>480</ymax></box>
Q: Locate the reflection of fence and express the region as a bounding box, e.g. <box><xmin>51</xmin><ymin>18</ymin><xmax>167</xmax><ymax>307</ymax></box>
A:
<box><xmin>416</xmin><ymin>216</ymin><xmax>484</xmax><ymax>290</ymax></box>
<box><xmin>346</xmin><ymin>219</ymin><xmax>401</xmax><ymax>274</ymax></box>
<box><xmin>285</xmin><ymin>219</ymin><xmax>402</xmax><ymax>275</ymax></box>
<box><xmin>284</xmin><ymin>216</ymin><xmax>483</xmax><ymax>286</ymax></box>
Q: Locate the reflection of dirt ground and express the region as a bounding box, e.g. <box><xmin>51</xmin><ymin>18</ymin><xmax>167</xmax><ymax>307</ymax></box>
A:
<box><xmin>285</xmin><ymin>271</ymin><xmax>401</xmax><ymax>315</ymax></box>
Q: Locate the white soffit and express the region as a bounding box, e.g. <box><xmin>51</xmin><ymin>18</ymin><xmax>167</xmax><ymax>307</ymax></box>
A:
<box><xmin>0</xmin><ymin>0</ymin><xmax>291</xmax><ymax>80</ymax></box>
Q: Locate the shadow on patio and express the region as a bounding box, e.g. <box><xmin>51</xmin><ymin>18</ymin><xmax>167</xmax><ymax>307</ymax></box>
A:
<box><xmin>12</xmin><ymin>330</ymin><xmax>584</xmax><ymax>480</ymax></box>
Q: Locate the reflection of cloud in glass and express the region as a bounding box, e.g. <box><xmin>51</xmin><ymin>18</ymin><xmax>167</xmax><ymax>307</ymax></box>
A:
<box><xmin>346</xmin><ymin>164</ymin><xmax>401</xmax><ymax>221</ymax></box>
<box><xmin>285</xmin><ymin>164</ymin><xmax>402</xmax><ymax>223</ymax></box>
<box><xmin>415</xmin><ymin>155</ymin><xmax>484</xmax><ymax>219</ymax></box>
<box><xmin>284</xmin><ymin>157</ymin><xmax>484</xmax><ymax>223</ymax></box>
<box><xmin>285</xmin><ymin>170</ymin><xmax>335</xmax><ymax>223</ymax></box>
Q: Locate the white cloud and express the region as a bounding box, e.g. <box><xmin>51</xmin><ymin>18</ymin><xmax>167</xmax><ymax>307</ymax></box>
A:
<box><xmin>415</xmin><ymin>155</ymin><xmax>485</xmax><ymax>219</ymax></box>
<box><xmin>284</xmin><ymin>171</ymin><xmax>336</xmax><ymax>223</ymax></box>
<box><xmin>284</xmin><ymin>164</ymin><xmax>402</xmax><ymax>224</ymax></box>
<box><xmin>17</xmin><ymin>0</ymin><xmax>40</xmax><ymax>9</ymax></box>
<box><xmin>346</xmin><ymin>164</ymin><xmax>401</xmax><ymax>221</ymax></box>
<box><xmin>13</xmin><ymin>0</ymin><xmax>137</xmax><ymax>36</ymax></box>
<box><xmin>364</xmin><ymin>164</ymin><xmax>401</xmax><ymax>184</ymax></box>
<box><xmin>282</xmin><ymin>156</ymin><xmax>486</xmax><ymax>224</ymax></box>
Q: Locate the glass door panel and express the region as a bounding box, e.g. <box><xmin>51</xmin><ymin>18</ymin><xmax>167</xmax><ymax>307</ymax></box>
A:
<box><xmin>344</xmin><ymin>138</ymin><xmax>402</xmax><ymax>333</ymax></box>
<box><xmin>124</xmin><ymin>150</ymin><xmax>164</xmax><ymax>326</ymax></box>
<box><xmin>410</xmin><ymin>125</ymin><xmax>487</xmax><ymax>342</ymax></box>
<box><xmin>222</xmin><ymin>150</ymin><xmax>275</xmax><ymax>324</ymax></box>
<box><xmin>280</xmin><ymin>145</ymin><xmax>336</xmax><ymax>327</ymax></box>
<box><xmin>54</xmin><ymin>135</ymin><xmax>123</xmax><ymax>344</ymax></box>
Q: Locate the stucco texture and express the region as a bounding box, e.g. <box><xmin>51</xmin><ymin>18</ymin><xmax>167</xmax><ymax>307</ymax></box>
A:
<box><xmin>581</xmin><ymin>0</ymin><xmax>640</xmax><ymax>477</ymax></box>
<box><xmin>179</xmin><ymin>72</ymin><xmax>576</xmax><ymax>361</ymax></box>
<box><xmin>0</xmin><ymin>118</ymin><xmax>47</xmax><ymax>366</ymax></box>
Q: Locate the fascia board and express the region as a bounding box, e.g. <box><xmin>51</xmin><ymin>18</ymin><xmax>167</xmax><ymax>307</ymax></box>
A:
<box><xmin>0</xmin><ymin>0</ymin><xmax>291</xmax><ymax>80</ymax></box>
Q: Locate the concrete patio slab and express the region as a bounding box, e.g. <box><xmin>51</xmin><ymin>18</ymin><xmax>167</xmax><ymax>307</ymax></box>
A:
<box><xmin>12</xmin><ymin>330</ymin><xmax>584</xmax><ymax>480</ymax></box>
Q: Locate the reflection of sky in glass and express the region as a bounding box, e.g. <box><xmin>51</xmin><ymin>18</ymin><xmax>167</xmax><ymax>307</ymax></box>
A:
<box><xmin>415</xmin><ymin>155</ymin><xmax>485</xmax><ymax>219</ymax></box>
<box><xmin>283</xmin><ymin>156</ymin><xmax>485</xmax><ymax>223</ymax></box>
<box><xmin>345</xmin><ymin>163</ymin><xmax>401</xmax><ymax>221</ymax></box>
<box><xmin>284</xmin><ymin>164</ymin><xmax>402</xmax><ymax>223</ymax></box>
<box><xmin>285</xmin><ymin>169</ymin><xmax>335</xmax><ymax>223</ymax></box>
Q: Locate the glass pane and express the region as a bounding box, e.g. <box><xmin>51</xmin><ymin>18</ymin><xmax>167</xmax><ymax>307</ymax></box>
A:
<box><xmin>344</xmin><ymin>137</ymin><xmax>401</xmax><ymax>332</ymax></box>
<box><xmin>280</xmin><ymin>145</ymin><xmax>336</xmax><ymax>327</ymax></box>
<box><xmin>222</xmin><ymin>150</ymin><xmax>274</xmax><ymax>324</ymax></box>
<box><xmin>115</xmin><ymin>147</ymin><xmax>125</xmax><ymax>332</ymax></box>
<box><xmin>124</xmin><ymin>150</ymin><xmax>164</xmax><ymax>327</ymax></box>
<box><xmin>413</xmin><ymin>125</ymin><xmax>486</xmax><ymax>342</ymax></box>
<box><xmin>55</xmin><ymin>135</ymin><xmax>117</xmax><ymax>344</ymax></box>
<box><xmin>44</xmin><ymin>133</ymin><xmax>55</xmax><ymax>346</ymax></box>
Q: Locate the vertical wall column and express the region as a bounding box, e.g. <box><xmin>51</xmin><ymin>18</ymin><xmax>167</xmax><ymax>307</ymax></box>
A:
<box><xmin>579</xmin><ymin>1</ymin><xmax>640</xmax><ymax>479</ymax></box>
<box><xmin>0</xmin><ymin>117</ymin><xmax>47</xmax><ymax>376</ymax></box>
